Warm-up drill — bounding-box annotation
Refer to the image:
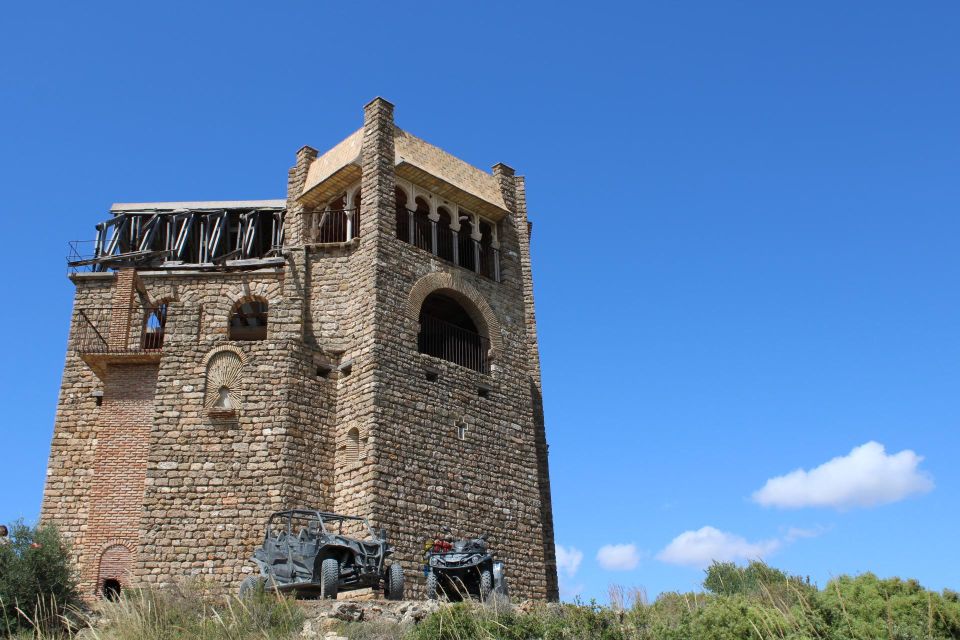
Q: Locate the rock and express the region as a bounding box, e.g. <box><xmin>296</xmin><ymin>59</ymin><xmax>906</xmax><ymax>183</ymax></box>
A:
<box><xmin>332</xmin><ymin>601</ymin><xmax>364</xmax><ymax>622</ymax></box>
<box><xmin>300</xmin><ymin>619</ymin><xmax>319</xmax><ymax>639</ymax></box>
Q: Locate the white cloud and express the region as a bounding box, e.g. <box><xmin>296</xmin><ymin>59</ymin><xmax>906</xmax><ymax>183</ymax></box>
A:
<box><xmin>752</xmin><ymin>441</ymin><xmax>934</xmax><ymax>510</ymax></box>
<box><xmin>597</xmin><ymin>543</ymin><xmax>641</xmax><ymax>571</ymax></box>
<box><xmin>555</xmin><ymin>544</ymin><xmax>585</xmax><ymax>602</ymax></box>
<box><xmin>657</xmin><ymin>526</ymin><xmax>780</xmax><ymax>568</ymax></box>
<box><xmin>555</xmin><ymin>545</ymin><xmax>583</xmax><ymax>578</ymax></box>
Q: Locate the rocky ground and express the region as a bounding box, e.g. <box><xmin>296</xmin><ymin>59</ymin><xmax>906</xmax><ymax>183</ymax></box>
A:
<box><xmin>297</xmin><ymin>599</ymin><xmax>443</xmax><ymax>639</ymax></box>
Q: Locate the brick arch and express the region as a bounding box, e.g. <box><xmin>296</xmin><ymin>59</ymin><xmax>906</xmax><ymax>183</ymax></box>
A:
<box><xmin>407</xmin><ymin>272</ymin><xmax>503</xmax><ymax>359</ymax></box>
<box><xmin>201</xmin><ymin>344</ymin><xmax>249</xmax><ymax>368</ymax></box>
<box><xmin>96</xmin><ymin>541</ymin><xmax>134</xmax><ymax>593</ymax></box>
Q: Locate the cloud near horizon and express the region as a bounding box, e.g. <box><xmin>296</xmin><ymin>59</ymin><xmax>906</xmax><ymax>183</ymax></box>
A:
<box><xmin>657</xmin><ymin>526</ymin><xmax>781</xmax><ymax>568</ymax></box>
<box><xmin>555</xmin><ymin>544</ymin><xmax>585</xmax><ymax>600</ymax></box>
<box><xmin>555</xmin><ymin>544</ymin><xmax>584</xmax><ymax>578</ymax></box>
<box><xmin>597</xmin><ymin>543</ymin><xmax>641</xmax><ymax>571</ymax></box>
<box><xmin>752</xmin><ymin>441</ymin><xmax>934</xmax><ymax>510</ymax></box>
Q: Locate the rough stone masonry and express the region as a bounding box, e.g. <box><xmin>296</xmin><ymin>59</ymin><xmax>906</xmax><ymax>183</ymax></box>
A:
<box><xmin>41</xmin><ymin>98</ymin><xmax>559</xmax><ymax>601</ymax></box>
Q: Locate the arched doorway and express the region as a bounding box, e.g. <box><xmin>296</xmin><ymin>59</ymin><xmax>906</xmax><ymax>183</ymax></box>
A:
<box><xmin>97</xmin><ymin>543</ymin><xmax>132</xmax><ymax>600</ymax></box>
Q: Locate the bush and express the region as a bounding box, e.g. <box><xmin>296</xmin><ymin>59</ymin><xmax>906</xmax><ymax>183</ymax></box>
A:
<box><xmin>0</xmin><ymin>520</ymin><xmax>80</xmax><ymax>635</ymax></box>
<box><xmin>815</xmin><ymin>573</ymin><xmax>960</xmax><ymax>640</ymax></box>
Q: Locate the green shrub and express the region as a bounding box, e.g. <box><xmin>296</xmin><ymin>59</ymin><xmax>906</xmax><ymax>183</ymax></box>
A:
<box><xmin>0</xmin><ymin>520</ymin><xmax>80</xmax><ymax>635</ymax></box>
<box><xmin>815</xmin><ymin>573</ymin><xmax>960</xmax><ymax>640</ymax></box>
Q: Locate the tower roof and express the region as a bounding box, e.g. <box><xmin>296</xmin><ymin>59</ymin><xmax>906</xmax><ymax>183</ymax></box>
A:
<box><xmin>299</xmin><ymin>127</ymin><xmax>510</xmax><ymax>219</ymax></box>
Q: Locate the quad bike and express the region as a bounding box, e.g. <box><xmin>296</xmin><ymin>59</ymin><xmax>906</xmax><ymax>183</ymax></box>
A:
<box><xmin>423</xmin><ymin>526</ymin><xmax>507</xmax><ymax>601</ymax></box>
<box><xmin>240</xmin><ymin>509</ymin><xmax>404</xmax><ymax>600</ymax></box>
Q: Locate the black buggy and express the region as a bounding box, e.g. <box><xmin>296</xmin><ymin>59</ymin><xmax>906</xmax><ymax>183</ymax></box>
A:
<box><xmin>240</xmin><ymin>509</ymin><xmax>404</xmax><ymax>600</ymax></box>
<box><xmin>424</xmin><ymin>527</ymin><xmax>507</xmax><ymax>601</ymax></box>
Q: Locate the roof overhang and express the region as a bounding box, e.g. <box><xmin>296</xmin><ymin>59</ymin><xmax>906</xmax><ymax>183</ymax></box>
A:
<box><xmin>395</xmin><ymin>160</ymin><xmax>509</xmax><ymax>221</ymax></box>
<box><xmin>298</xmin><ymin>163</ymin><xmax>362</xmax><ymax>209</ymax></box>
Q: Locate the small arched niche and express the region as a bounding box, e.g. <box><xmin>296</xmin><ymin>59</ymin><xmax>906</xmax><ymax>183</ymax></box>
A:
<box><xmin>203</xmin><ymin>347</ymin><xmax>246</xmax><ymax>414</ymax></box>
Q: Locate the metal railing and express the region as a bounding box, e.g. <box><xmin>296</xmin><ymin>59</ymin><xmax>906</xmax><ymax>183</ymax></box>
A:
<box><xmin>74</xmin><ymin>306</ymin><xmax>166</xmax><ymax>354</ymax></box>
<box><xmin>310</xmin><ymin>208</ymin><xmax>360</xmax><ymax>244</ymax></box>
<box><xmin>67</xmin><ymin>208</ymin><xmax>285</xmax><ymax>272</ymax></box>
<box><xmin>418</xmin><ymin>314</ymin><xmax>490</xmax><ymax>373</ymax></box>
<box><xmin>396</xmin><ymin>207</ymin><xmax>501</xmax><ymax>282</ymax></box>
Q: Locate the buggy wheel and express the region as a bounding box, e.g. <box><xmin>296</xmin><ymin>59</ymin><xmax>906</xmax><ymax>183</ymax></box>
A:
<box><xmin>425</xmin><ymin>571</ymin><xmax>438</xmax><ymax>600</ymax></box>
<box><xmin>239</xmin><ymin>575</ymin><xmax>263</xmax><ymax>599</ymax></box>
<box><xmin>386</xmin><ymin>563</ymin><xmax>404</xmax><ymax>601</ymax></box>
<box><xmin>320</xmin><ymin>558</ymin><xmax>339</xmax><ymax>600</ymax></box>
<box><xmin>479</xmin><ymin>569</ymin><xmax>493</xmax><ymax>601</ymax></box>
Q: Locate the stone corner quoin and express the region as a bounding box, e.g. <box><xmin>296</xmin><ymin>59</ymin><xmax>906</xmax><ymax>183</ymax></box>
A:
<box><xmin>42</xmin><ymin>98</ymin><xmax>559</xmax><ymax>602</ymax></box>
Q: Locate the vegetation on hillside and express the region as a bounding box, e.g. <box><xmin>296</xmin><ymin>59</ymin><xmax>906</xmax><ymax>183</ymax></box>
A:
<box><xmin>5</xmin><ymin>537</ymin><xmax>959</xmax><ymax>640</ymax></box>
<box><xmin>403</xmin><ymin>562</ymin><xmax>960</xmax><ymax>640</ymax></box>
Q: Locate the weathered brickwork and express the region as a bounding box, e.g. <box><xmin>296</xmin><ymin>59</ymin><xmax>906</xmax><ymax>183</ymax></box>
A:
<box><xmin>41</xmin><ymin>98</ymin><xmax>558</xmax><ymax>601</ymax></box>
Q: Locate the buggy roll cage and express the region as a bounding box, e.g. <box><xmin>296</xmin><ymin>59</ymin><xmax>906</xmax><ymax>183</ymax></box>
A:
<box><xmin>264</xmin><ymin>509</ymin><xmax>379</xmax><ymax>540</ymax></box>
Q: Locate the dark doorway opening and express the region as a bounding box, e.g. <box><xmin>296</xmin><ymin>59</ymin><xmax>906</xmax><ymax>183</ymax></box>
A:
<box><xmin>102</xmin><ymin>579</ymin><xmax>121</xmax><ymax>601</ymax></box>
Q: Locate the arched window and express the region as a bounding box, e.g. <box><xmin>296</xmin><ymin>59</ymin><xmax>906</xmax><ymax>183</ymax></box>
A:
<box><xmin>418</xmin><ymin>293</ymin><xmax>489</xmax><ymax>372</ymax></box>
<box><xmin>412</xmin><ymin>197</ymin><xmax>431</xmax><ymax>251</ymax></box>
<box><xmin>436</xmin><ymin>207</ymin><xmax>454</xmax><ymax>262</ymax></box>
<box><xmin>229</xmin><ymin>299</ymin><xmax>268</xmax><ymax>341</ymax></box>
<box><xmin>142</xmin><ymin>302</ymin><xmax>168</xmax><ymax>350</ymax></box>
<box><xmin>458</xmin><ymin>214</ymin><xmax>476</xmax><ymax>272</ymax></box>
<box><xmin>344</xmin><ymin>427</ymin><xmax>360</xmax><ymax>464</ymax></box>
<box><xmin>478</xmin><ymin>220</ymin><xmax>495</xmax><ymax>279</ymax></box>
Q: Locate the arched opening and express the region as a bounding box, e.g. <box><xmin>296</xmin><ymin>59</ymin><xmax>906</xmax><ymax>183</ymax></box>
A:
<box><xmin>436</xmin><ymin>207</ymin><xmax>454</xmax><ymax>262</ymax></box>
<box><xmin>418</xmin><ymin>293</ymin><xmax>489</xmax><ymax>372</ymax></box>
<box><xmin>395</xmin><ymin>187</ymin><xmax>408</xmax><ymax>239</ymax></box>
<box><xmin>97</xmin><ymin>543</ymin><xmax>131</xmax><ymax>601</ymax></box>
<box><xmin>142</xmin><ymin>302</ymin><xmax>168</xmax><ymax>350</ymax></box>
<box><xmin>102</xmin><ymin>579</ymin><xmax>122</xmax><ymax>601</ymax></box>
<box><xmin>229</xmin><ymin>299</ymin><xmax>268</xmax><ymax>341</ymax></box>
<box><xmin>344</xmin><ymin>427</ymin><xmax>360</xmax><ymax>464</ymax></box>
<box><xmin>412</xmin><ymin>197</ymin><xmax>431</xmax><ymax>251</ymax></box>
<box><xmin>478</xmin><ymin>220</ymin><xmax>495</xmax><ymax>279</ymax></box>
<box><xmin>458</xmin><ymin>214</ymin><xmax>476</xmax><ymax>272</ymax></box>
<box><xmin>316</xmin><ymin>194</ymin><xmax>345</xmax><ymax>243</ymax></box>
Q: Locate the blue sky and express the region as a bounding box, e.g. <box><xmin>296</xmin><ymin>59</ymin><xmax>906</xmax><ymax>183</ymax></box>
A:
<box><xmin>2</xmin><ymin>2</ymin><xmax>959</xmax><ymax>602</ymax></box>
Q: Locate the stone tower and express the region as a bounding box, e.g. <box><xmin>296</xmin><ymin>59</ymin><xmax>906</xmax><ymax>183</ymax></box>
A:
<box><xmin>42</xmin><ymin>98</ymin><xmax>558</xmax><ymax>601</ymax></box>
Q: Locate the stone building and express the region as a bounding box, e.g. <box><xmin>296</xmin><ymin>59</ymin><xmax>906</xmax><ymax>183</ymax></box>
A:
<box><xmin>42</xmin><ymin>98</ymin><xmax>558</xmax><ymax>601</ymax></box>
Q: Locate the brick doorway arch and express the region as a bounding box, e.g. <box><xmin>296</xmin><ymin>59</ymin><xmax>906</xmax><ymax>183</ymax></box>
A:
<box><xmin>97</xmin><ymin>543</ymin><xmax>133</xmax><ymax>598</ymax></box>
